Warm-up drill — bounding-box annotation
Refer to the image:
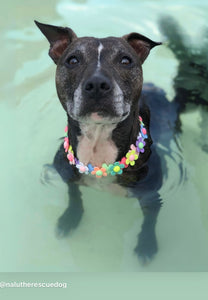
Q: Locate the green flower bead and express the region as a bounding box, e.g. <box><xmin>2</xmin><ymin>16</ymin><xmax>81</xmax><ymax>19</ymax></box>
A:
<box><xmin>138</xmin><ymin>142</ymin><xmax>144</xmax><ymax>149</ymax></box>
<box><xmin>96</xmin><ymin>170</ymin><xmax>103</xmax><ymax>176</ymax></box>
<box><xmin>102</xmin><ymin>163</ymin><xmax>110</xmax><ymax>174</ymax></box>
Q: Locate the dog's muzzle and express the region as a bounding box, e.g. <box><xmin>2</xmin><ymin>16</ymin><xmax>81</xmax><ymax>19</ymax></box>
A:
<box><xmin>71</xmin><ymin>72</ymin><xmax>129</xmax><ymax>122</ymax></box>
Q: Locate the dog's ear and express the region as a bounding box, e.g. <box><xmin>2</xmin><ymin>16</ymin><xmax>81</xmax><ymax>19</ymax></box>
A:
<box><xmin>123</xmin><ymin>33</ymin><xmax>161</xmax><ymax>64</ymax></box>
<box><xmin>34</xmin><ymin>21</ymin><xmax>77</xmax><ymax>64</ymax></box>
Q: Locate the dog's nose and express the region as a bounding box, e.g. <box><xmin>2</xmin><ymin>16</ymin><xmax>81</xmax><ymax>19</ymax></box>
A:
<box><xmin>84</xmin><ymin>75</ymin><xmax>112</xmax><ymax>97</ymax></box>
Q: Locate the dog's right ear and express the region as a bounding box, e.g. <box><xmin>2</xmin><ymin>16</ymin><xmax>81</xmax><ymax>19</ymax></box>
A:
<box><xmin>34</xmin><ymin>21</ymin><xmax>77</xmax><ymax>64</ymax></box>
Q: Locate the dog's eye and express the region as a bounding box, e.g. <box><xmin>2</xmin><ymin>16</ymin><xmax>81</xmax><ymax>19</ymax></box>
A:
<box><xmin>120</xmin><ymin>56</ymin><xmax>132</xmax><ymax>65</ymax></box>
<box><xmin>66</xmin><ymin>56</ymin><xmax>79</xmax><ymax>66</ymax></box>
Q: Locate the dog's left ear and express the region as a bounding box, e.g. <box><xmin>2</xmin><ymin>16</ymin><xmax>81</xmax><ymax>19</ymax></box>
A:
<box><xmin>35</xmin><ymin>21</ymin><xmax>77</xmax><ymax>64</ymax></box>
<box><xmin>123</xmin><ymin>33</ymin><xmax>161</xmax><ymax>64</ymax></box>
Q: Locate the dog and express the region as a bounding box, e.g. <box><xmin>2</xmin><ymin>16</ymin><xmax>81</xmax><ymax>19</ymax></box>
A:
<box><xmin>35</xmin><ymin>20</ymin><xmax>166</xmax><ymax>263</ymax></box>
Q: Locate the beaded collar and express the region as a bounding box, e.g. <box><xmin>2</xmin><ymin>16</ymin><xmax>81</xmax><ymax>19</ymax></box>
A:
<box><xmin>63</xmin><ymin>116</ymin><xmax>148</xmax><ymax>178</ymax></box>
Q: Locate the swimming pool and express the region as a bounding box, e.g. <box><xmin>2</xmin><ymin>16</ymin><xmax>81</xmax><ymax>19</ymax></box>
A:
<box><xmin>1</xmin><ymin>0</ymin><xmax>208</xmax><ymax>271</ymax></box>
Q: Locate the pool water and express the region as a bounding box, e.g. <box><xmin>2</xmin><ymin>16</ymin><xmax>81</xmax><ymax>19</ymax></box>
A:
<box><xmin>1</xmin><ymin>0</ymin><xmax>208</xmax><ymax>271</ymax></box>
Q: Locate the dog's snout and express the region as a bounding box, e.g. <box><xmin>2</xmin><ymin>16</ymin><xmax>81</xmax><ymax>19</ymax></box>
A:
<box><xmin>84</xmin><ymin>75</ymin><xmax>112</xmax><ymax>97</ymax></box>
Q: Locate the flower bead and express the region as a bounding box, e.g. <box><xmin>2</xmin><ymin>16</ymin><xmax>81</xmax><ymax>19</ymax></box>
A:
<box><xmin>67</xmin><ymin>152</ymin><xmax>75</xmax><ymax>165</ymax></box>
<box><xmin>76</xmin><ymin>162</ymin><xmax>89</xmax><ymax>174</ymax></box>
<box><xmin>67</xmin><ymin>146</ymin><xmax>75</xmax><ymax>164</ymax></box>
<box><xmin>136</xmin><ymin>137</ymin><xmax>146</xmax><ymax>153</ymax></box>
<box><xmin>64</xmin><ymin>126</ymin><xmax>68</xmax><ymax>133</ymax></box>
<box><xmin>91</xmin><ymin>166</ymin><xmax>107</xmax><ymax>178</ymax></box>
<box><xmin>120</xmin><ymin>157</ymin><xmax>128</xmax><ymax>168</ymax></box>
<box><xmin>140</xmin><ymin>125</ymin><xmax>148</xmax><ymax>139</ymax></box>
<box><xmin>74</xmin><ymin>158</ymin><xmax>79</xmax><ymax>165</ymax></box>
<box><xmin>101</xmin><ymin>164</ymin><xmax>110</xmax><ymax>174</ymax></box>
<box><xmin>87</xmin><ymin>163</ymin><xmax>94</xmax><ymax>173</ymax></box>
<box><xmin>130</xmin><ymin>144</ymin><xmax>137</xmax><ymax>152</ymax></box>
<box><xmin>108</xmin><ymin>162</ymin><xmax>125</xmax><ymax>176</ymax></box>
<box><xmin>126</xmin><ymin>150</ymin><xmax>138</xmax><ymax>166</ymax></box>
<box><xmin>68</xmin><ymin>145</ymin><xmax>73</xmax><ymax>153</ymax></box>
<box><xmin>139</xmin><ymin>116</ymin><xmax>144</xmax><ymax>125</ymax></box>
<box><xmin>63</xmin><ymin>137</ymin><xmax>69</xmax><ymax>152</ymax></box>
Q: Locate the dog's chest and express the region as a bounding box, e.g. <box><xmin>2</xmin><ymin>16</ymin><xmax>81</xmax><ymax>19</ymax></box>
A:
<box><xmin>77</xmin><ymin>123</ymin><xmax>118</xmax><ymax>166</ymax></box>
<box><xmin>76</xmin><ymin>123</ymin><xmax>127</xmax><ymax>197</ymax></box>
<box><xmin>79</xmin><ymin>173</ymin><xmax>128</xmax><ymax>197</ymax></box>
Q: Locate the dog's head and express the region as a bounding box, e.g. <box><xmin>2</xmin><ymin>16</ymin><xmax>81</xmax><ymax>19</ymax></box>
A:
<box><xmin>35</xmin><ymin>21</ymin><xmax>160</xmax><ymax>124</ymax></box>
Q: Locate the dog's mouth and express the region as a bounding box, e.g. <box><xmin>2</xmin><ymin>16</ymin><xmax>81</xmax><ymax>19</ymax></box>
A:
<box><xmin>90</xmin><ymin>112</ymin><xmax>106</xmax><ymax>123</ymax></box>
<box><xmin>75</xmin><ymin>111</ymin><xmax>130</xmax><ymax>125</ymax></box>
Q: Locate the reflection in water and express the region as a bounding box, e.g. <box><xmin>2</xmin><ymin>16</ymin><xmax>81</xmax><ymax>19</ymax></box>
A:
<box><xmin>159</xmin><ymin>16</ymin><xmax>208</xmax><ymax>151</ymax></box>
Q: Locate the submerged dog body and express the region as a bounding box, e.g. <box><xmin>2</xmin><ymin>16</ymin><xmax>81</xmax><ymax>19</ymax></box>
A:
<box><xmin>36</xmin><ymin>21</ymin><xmax>162</xmax><ymax>261</ymax></box>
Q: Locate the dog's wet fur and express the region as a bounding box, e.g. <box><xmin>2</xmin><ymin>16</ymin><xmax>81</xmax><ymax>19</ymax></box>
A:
<box><xmin>35</xmin><ymin>17</ymin><xmax>208</xmax><ymax>263</ymax></box>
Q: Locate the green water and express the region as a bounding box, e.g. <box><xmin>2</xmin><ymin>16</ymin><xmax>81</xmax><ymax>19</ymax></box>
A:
<box><xmin>1</xmin><ymin>0</ymin><xmax>208</xmax><ymax>271</ymax></box>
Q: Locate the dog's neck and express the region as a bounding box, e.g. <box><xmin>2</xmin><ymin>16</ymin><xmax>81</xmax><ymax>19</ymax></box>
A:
<box><xmin>67</xmin><ymin>107</ymin><xmax>139</xmax><ymax>166</ymax></box>
<box><xmin>77</xmin><ymin>122</ymin><xmax>118</xmax><ymax>166</ymax></box>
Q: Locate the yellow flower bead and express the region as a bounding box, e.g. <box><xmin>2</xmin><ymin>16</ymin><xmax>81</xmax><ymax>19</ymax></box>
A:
<box><xmin>113</xmin><ymin>166</ymin><xmax>120</xmax><ymax>173</ymax></box>
<box><xmin>69</xmin><ymin>145</ymin><xmax>74</xmax><ymax>154</ymax></box>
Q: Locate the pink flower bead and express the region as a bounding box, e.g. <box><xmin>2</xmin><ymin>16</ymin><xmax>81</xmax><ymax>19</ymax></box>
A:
<box><xmin>142</xmin><ymin>128</ymin><xmax>147</xmax><ymax>135</ymax></box>
<box><xmin>64</xmin><ymin>137</ymin><xmax>69</xmax><ymax>152</ymax></box>
<box><xmin>129</xmin><ymin>154</ymin><xmax>135</xmax><ymax>161</ymax></box>
<box><xmin>120</xmin><ymin>157</ymin><xmax>128</xmax><ymax>168</ymax></box>
<box><xmin>80</xmin><ymin>166</ymin><xmax>86</xmax><ymax>173</ymax></box>
<box><xmin>130</xmin><ymin>144</ymin><xmax>137</xmax><ymax>151</ymax></box>
<box><xmin>67</xmin><ymin>153</ymin><xmax>74</xmax><ymax>164</ymax></box>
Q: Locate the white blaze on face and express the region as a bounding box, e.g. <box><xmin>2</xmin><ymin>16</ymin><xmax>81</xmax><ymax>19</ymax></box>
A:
<box><xmin>97</xmin><ymin>43</ymin><xmax>104</xmax><ymax>70</ymax></box>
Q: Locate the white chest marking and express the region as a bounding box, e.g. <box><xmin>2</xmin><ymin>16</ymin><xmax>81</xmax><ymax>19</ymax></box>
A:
<box><xmin>77</xmin><ymin>123</ymin><xmax>118</xmax><ymax>167</ymax></box>
<box><xmin>97</xmin><ymin>43</ymin><xmax>104</xmax><ymax>69</ymax></box>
